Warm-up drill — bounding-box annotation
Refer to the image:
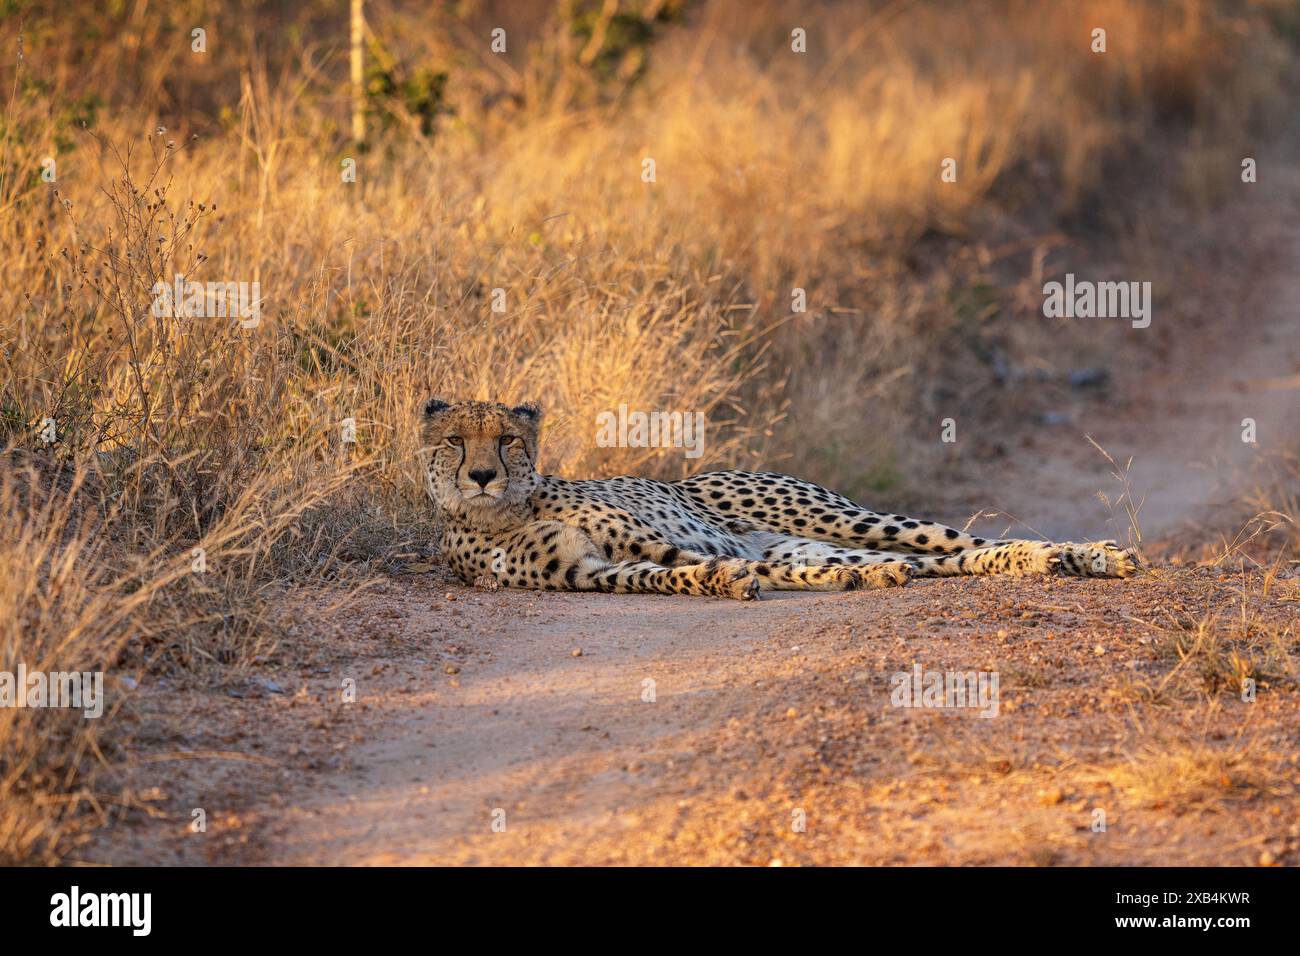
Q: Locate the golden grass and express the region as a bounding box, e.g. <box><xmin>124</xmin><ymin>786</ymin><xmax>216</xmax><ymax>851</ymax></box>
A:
<box><xmin>0</xmin><ymin>460</ymin><xmax>121</xmax><ymax>863</ymax></box>
<box><xmin>1099</xmin><ymin>724</ymin><xmax>1288</xmax><ymax>811</ymax></box>
<box><xmin>4</xmin><ymin>1</ymin><xmax>1288</xmax><ymax>486</ymax></box>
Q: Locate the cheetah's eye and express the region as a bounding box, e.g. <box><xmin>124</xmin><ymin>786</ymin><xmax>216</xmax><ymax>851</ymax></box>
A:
<box><xmin>500</xmin><ymin>435</ymin><xmax>519</xmax><ymax>447</ymax></box>
<box><xmin>445</xmin><ymin>436</ymin><xmax>463</xmax><ymax>447</ymax></box>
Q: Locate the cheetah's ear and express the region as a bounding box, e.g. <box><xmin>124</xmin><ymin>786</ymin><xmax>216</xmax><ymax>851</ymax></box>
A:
<box><xmin>511</xmin><ymin>401</ymin><xmax>542</xmax><ymax>424</ymax></box>
<box><xmin>423</xmin><ymin>398</ymin><xmax>450</xmax><ymax>418</ymax></box>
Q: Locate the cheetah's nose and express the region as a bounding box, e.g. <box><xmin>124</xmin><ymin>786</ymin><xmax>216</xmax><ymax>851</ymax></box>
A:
<box><xmin>468</xmin><ymin>468</ymin><xmax>498</xmax><ymax>488</ymax></box>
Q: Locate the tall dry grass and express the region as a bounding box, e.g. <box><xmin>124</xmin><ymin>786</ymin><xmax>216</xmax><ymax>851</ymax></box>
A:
<box><xmin>0</xmin><ymin>0</ymin><xmax>1294</xmax><ymax>861</ymax></box>
<box><xmin>5</xmin><ymin>1</ymin><xmax>1290</xmax><ymax>486</ymax></box>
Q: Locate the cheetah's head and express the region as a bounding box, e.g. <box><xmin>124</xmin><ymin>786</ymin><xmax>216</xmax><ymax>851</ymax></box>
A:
<box><xmin>420</xmin><ymin>398</ymin><xmax>542</xmax><ymax>524</ymax></box>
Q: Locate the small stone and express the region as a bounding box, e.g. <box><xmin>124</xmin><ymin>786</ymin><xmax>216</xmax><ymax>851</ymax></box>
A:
<box><xmin>1068</xmin><ymin>367</ymin><xmax>1110</xmax><ymax>389</ymax></box>
<box><xmin>1258</xmin><ymin>850</ymin><xmax>1276</xmax><ymax>866</ymax></box>
<box><xmin>571</xmin><ymin>647</ymin><xmax>583</xmax><ymax>657</ymax></box>
<box><xmin>443</xmin><ymin>663</ymin><xmax>460</xmax><ymax>675</ymax></box>
<box><xmin>785</xmin><ymin>707</ymin><xmax>798</xmax><ymax>719</ymax></box>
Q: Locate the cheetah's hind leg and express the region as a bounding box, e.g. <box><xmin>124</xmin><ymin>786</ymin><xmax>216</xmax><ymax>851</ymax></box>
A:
<box><xmin>904</xmin><ymin>539</ymin><xmax>1140</xmax><ymax>579</ymax></box>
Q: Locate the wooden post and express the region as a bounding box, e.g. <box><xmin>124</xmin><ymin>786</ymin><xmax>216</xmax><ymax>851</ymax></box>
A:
<box><xmin>350</xmin><ymin>0</ymin><xmax>365</xmax><ymax>145</ymax></box>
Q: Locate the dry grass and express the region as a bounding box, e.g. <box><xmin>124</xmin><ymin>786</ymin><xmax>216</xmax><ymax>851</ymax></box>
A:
<box><xmin>1241</xmin><ymin>452</ymin><xmax>1300</xmax><ymax>558</ymax></box>
<box><xmin>0</xmin><ymin>0</ymin><xmax>1295</xmax><ymax>861</ymax></box>
<box><xmin>0</xmin><ymin>446</ymin><xmax>361</xmax><ymax>862</ymax></box>
<box><xmin>0</xmin><ymin>460</ymin><xmax>125</xmax><ymax>863</ymax></box>
<box><xmin>1108</xmin><ymin>557</ymin><xmax>1297</xmax><ymax>708</ymax></box>
<box><xmin>1097</xmin><ymin>723</ymin><xmax>1289</xmax><ymax>812</ymax></box>
<box><xmin>4</xmin><ymin>1</ymin><xmax>1290</xmax><ymax>485</ymax></box>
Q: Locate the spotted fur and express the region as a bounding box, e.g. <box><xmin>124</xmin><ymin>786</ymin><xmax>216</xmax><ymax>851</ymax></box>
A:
<box><xmin>421</xmin><ymin>399</ymin><xmax>1138</xmax><ymax>600</ymax></box>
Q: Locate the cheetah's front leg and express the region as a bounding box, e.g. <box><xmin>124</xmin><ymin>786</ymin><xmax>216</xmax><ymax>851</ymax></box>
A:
<box><xmin>577</xmin><ymin>555</ymin><xmax>760</xmax><ymax>599</ymax></box>
<box><xmin>744</xmin><ymin>560</ymin><xmax>913</xmax><ymax>591</ymax></box>
<box><xmin>459</xmin><ymin>523</ymin><xmax>759</xmax><ymax>599</ymax></box>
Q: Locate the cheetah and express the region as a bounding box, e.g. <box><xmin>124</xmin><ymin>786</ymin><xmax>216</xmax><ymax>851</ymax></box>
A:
<box><xmin>421</xmin><ymin>399</ymin><xmax>1138</xmax><ymax>600</ymax></box>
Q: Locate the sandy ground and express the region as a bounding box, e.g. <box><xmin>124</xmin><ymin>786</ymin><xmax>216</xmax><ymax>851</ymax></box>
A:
<box><xmin>83</xmin><ymin>561</ymin><xmax>1300</xmax><ymax>866</ymax></box>
<box><xmin>262</xmin><ymin>568</ymin><xmax>1300</xmax><ymax>866</ymax></box>
<box><xmin>78</xmin><ymin>173</ymin><xmax>1300</xmax><ymax>868</ymax></box>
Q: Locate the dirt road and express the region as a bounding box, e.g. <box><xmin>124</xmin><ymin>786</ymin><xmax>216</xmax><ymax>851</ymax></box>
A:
<box><xmin>251</xmin><ymin>567</ymin><xmax>1296</xmax><ymax>867</ymax></box>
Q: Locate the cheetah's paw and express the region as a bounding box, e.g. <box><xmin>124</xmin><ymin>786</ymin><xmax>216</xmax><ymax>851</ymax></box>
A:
<box><xmin>1047</xmin><ymin>541</ymin><xmax>1139</xmax><ymax>578</ymax></box>
<box><xmin>700</xmin><ymin>557</ymin><xmax>761</xmax><ymax>601</ymax></box>
<box><xmin>853</xmin><ymin>562</ymin><xmax>914</xmax><ymax>590</ymax></box>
